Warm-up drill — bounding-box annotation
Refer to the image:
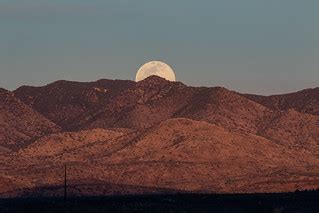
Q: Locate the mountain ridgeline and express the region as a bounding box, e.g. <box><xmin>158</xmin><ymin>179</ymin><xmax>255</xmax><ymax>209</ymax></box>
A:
<box><xmin>0</xmin><ymin>76</ymin><xmax>318</xmax><ymax>197</ymax></box>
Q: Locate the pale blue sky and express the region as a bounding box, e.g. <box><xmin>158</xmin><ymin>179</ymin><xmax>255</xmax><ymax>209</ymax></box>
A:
<box><xmin>0</xmin><ymin>0</ymin><xmax>318</xmax><ymax>94</ymax></box>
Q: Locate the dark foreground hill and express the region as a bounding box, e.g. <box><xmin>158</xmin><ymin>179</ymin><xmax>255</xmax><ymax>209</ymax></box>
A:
<box><xmin>0</xmin><ymin>191</ymin><xmax>318</xmax><ymax>213</ymax></box>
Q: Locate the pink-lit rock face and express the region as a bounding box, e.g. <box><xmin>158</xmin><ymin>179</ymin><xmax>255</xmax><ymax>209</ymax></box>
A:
<box><xmin>0</xmin><ymin>78</ymin><xmax>318</xmax><ymax>197</ymax></box>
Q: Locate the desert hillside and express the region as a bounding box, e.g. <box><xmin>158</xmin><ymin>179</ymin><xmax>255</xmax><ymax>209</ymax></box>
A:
<box><xmin>0</xmin><ymin>88</ymin><xmax>61</xmax><ymax>150</ymax></box>
<box><xmin>0</xmin><ymin>76</ymin><xmax>318</xmax><ymax>197</ymax></box>
<box><xmin>244</xmin><ymin>88</ymin><xmax>319</xmax><ymax>116</ymax></box>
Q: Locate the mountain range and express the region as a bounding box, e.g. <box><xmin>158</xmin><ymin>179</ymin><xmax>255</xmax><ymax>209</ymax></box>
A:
<box><xmin>0</xmin><ymin>76</ymin><xmax>318</xmax><ymax>197</ymax></box>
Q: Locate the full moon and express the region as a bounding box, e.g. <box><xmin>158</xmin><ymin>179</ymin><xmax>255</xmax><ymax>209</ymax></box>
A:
<box><xmin>135</xmin><ymin>61</ymin><xmax>176</xmax><ymax>82</ymax></box>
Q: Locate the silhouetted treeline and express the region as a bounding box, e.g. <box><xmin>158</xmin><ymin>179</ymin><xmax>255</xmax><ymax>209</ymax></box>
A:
<box><xmin>295</xmin><ymin>188</ymin><xmax>319</xmax><ymax>193</ymax></box>
<box><xmin>1</xmin><ymin>191</ymin><xmax>319</xmax><ymax>213</ymax></box>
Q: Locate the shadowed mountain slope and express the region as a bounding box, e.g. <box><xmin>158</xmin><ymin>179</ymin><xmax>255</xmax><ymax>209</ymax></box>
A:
<box><xmin>1</xmin><ymin>77</ymin><xmax>317</xmax><ymax>196</ymax></box>
<box><xmin>0</xmin><ymin>88</ymin><xmax>61</xmax><ymax>150</ymax></box>
<box><xmin>13</xmin><ymin>77</ymin><xmax>319</xmax><ymax>153</ymax></box>
<box><xmin>14</xmin><ymin>79</ymin><xmax>135</xmax><ymax>129</ymax></box>
<box><xmin>13</xmin><ymin>76</ymin><xmax>274</xmax><ymax>132</ymax></box>
<box><xmin>244</xmin><ymin>87</ymin><xmax>319</xmax><ymax>116</ymax></box>
<box><xmin>71</xmin><ymin>76</ymin><xmax>197</xmax><ymax>130</ymax></box>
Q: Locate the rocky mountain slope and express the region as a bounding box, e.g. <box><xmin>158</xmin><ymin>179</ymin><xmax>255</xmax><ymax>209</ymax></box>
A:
<box><xmin>14</xmin><ymin>76</ymin><xmax>319</xmax><ymax>152</ymax></box>
<box><xmin>0</xmin><ymin>88</ymin><xmax>61</xmax><ymax>150</ymax></box>
<box><xmin>14</xmin><ymin>79</ymin><xmax>134</xmax><ymax>129</ymax></box>
<box><xmin>244</xmin><ymin>87</ymin><xmax>319</xmax><ymax>116</ymax></box>
<box><xmin>0</xmin><ymin>76</ymin><xmax>318</xmax><ymax>197</ymax></box>
<box><xmin>1</xmin><ymin>119</ymin><xmax>318</xmax><ymax>197</ymax></box>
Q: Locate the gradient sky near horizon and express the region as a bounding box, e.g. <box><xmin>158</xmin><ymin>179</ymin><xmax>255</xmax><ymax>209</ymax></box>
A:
<box><xmin>0</xmin><ymin>0</ymin><xmax>318</xmax><ymax>94</ymax></box>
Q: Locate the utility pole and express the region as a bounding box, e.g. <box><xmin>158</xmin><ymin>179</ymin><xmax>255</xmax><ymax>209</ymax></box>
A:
<box><xmin>64</xmin><ymin>163</ymin><xmax>67</xmax><ymax>201</ymax></box>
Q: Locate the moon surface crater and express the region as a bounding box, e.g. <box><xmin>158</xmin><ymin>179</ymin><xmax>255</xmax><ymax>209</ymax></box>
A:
<box><xmin>136</xmin><ymin>61</ymin><xmax>176</xmax><ymax>82</ymax></box>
